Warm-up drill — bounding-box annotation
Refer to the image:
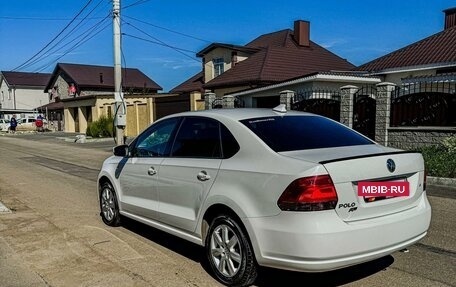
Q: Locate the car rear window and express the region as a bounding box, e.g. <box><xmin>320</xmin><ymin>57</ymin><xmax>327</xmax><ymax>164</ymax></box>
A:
<box><xmin>240</xmin><ymin>115</ymin><xmax>374</xmax><ymax>152</ymax></box>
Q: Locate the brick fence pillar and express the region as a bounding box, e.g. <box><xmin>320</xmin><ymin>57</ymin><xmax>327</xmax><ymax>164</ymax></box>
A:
<box><xmin>204</xmin><ymin>92</ymin><xmax>216</xmax><ymax>110</ymax></box>
<box><xmin>339</xmin><ymin>85</ymin><xmax>358</xmax><ymax>128</ymax></box>
<box><xmin>223</xmin><ymin>95</ymin><xmax>235</xmax><ymax>109</ymax></box>
<box><xmin>375</xmin><ymin>82</ymin><xmax>396</xmax><ymax>146</ymax></box>
<box><xmin>279</xmin><ymin>90</ymin><xmax>295</xmax><ymax>110</ymax></box>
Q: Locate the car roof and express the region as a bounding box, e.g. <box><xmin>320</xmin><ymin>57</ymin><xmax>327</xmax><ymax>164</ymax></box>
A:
<box><xmin>164</xmin><ymin>108</ymin><xmax>317</xmax><ymax>122</ymax></box>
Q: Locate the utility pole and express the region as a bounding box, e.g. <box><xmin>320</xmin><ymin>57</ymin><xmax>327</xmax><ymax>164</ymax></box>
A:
<box><xmin>113</xmin><ymin>0</ymin><xmax>126</xmax><ymax>145</ymax></box>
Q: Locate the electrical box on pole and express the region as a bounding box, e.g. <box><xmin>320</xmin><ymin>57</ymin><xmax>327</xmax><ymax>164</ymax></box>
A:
<box><xmin>113</xmin><ymin>0</ymin><xmax>125</xmax><ymax>144</ymax></box>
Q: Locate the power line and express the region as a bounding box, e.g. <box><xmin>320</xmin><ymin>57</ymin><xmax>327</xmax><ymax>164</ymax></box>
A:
<box><xmin>123</xmin><ymin>21</ymin><xmax>200</xmax><ymax>63</ymax></box>
<box><xmin>123</xmin><ymin>0</ymin><xmax>153</xmax><ymax>10</ymax></box>
<box><xmin>22</xmin><ymin>1</ymin><xmax>111</xmax><ymax>71</ymax></box>
<box><xmin>0</xmin><ymin>16</ymin><xmax>106</xmax><ymax>21</ymax></box>
<box><xmin>123</xmin><ymin>15</ymin><xmax>211</xmax><ymax>43</ymax></box>
<box><xmin>34</xmin><ymin>15</ymin><xmax>112</xmax><ymax>73</ymax></box>
<box><xmin>12</xmin><ymin>0</ymin><xmax>95</xmax><ymax>71</ymax></box>
<box><xmin>122</xmin><ymin>34</ymin><xmax>199</xmax><ymax>54</ymax></box>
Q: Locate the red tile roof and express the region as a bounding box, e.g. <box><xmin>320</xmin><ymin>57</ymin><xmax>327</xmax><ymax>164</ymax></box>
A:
<box><xmin>1</xmin><ymin>71</ymin><xmax>51</xmax><ymax>87</ymax></box>
<box><xmin>357</xmin><ymin>26</ymin><xmax>456</xmax><ymax>72</ymax></box>
<box><xmin>169</xmin><ymin>72</ymin><xmax>204</xmax><ymax>93</ymax></box>
<box><xmin>204</xmin><ymin>30</ymin><xmax>355</xmax><ymax>89</ymax></box>
<box><xmin>45</xmin><ymin>63</ymin><xmax>162</xmax><ymax>92</ymax></box>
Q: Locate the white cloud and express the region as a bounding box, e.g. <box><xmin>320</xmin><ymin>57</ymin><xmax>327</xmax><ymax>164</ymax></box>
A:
<box><xmin>136</xmin><ymin>57</ymin><xmax>200</xmax><ymax>69</ymax></box>
<box><xmin>320</xmin><ymin>38</ymin><xmax>348</xmax><ymax>49</ymax></box>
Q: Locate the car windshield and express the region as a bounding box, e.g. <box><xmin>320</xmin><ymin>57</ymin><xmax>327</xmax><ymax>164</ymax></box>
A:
<box><xmin>240</xmin><ymin>115</ymin><xmax>374</xmax><ymax>152</ymax></box>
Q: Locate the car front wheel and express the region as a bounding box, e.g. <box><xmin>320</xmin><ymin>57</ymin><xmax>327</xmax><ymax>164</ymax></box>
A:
<box><xmin>99</xmin><ymin>182</ymin><xmax>121</xmax><ymax>226</ymax></box>
<box><xmin>206</xmin><ymin>215</ymin><xmax>257</xmax><ymax>286</ymax></box>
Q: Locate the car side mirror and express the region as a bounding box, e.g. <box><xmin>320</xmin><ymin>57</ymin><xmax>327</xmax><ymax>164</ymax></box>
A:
<box><xmin>113</xmin><ymin>144</ymin><xmax>128</xmax><ymax>157</ymax></box>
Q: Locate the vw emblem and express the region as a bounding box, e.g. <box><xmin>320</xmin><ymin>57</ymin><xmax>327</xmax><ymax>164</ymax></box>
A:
<box><xmin>386</xmin><ymin>159</ymin><xmax>396</xmax><ymax>173</ymax></box>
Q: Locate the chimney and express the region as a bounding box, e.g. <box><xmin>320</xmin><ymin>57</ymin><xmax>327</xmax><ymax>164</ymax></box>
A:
<box><xmin>294</xmin><ymin>20</ymin><xmax>310</xmax><ymax>47</ymax></box>
<box><xmin>444</xmin><ymin>7</ymin><xmax>456</xmax><ymax>30</ymax></box>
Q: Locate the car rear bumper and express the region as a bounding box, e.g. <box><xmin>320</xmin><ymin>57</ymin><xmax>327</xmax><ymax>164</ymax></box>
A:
<box><xmin>244</xmin><ymin>192</ymin><xmax>431</xmax><ymax>272</ymax></box>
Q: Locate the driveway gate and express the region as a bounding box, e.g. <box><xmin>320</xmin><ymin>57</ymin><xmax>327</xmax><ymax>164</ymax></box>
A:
<box><xmin>353</xmin><ymin>86</ymin><xmax>376</xmax><ymax>140</ymax></box>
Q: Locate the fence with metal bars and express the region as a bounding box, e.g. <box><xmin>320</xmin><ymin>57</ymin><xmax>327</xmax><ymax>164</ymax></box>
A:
<box><xmin>353</xmin><ymin>85</ymin><xmax>377</xmax><ymax>140</ymax></box>
<box><xmin>391</xmin><ymin>81</ymin><xmax>456</xmax><ymax>127</ymax></box>
<box><xmin>291</xmin><ymin>88</ymin><xmax>341</xmax><ymax>121</ymax></box>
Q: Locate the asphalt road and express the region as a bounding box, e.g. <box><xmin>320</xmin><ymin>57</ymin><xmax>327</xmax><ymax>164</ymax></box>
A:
<box><xmin>0</xmin><ymin>133</ymin><xmax>455</xmax><ymax>287</ymax></box>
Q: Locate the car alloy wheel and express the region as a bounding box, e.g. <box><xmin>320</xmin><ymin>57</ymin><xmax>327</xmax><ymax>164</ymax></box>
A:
<box><xmin>206</xmin><ymin>215</ymin><xmax>257</xmax><ymax>286</ymax></box>
<box><xmin>100</xmin><ymin>182</ymin><xmax>121</xmax><ymax>226</ymax></box>
<box><xmin>210</xmin><ymin>224</ymin><xmax>242</xmax><ymax>277</ymax></box>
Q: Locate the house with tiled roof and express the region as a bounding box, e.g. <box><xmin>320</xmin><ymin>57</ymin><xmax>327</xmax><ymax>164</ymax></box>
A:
<box><xmin>43</xmin><ymin>63</ymin><xmax>163</xmax><ymax>134</ymax></box>
<box><xmin>171</xmin><ymin>20</ymin><xmax>356</xmax><ymax>108</ymax></box>
<box><xmin>0</xmin><ymin>71</ymin><xmax>51</xmax><ymax>119</ymax></box>
<box><xmin>357</xmin><ymin>7</ymin><xmax>456</xmax><ymax>83</ymax></box>
<box><xmin>354</xmin><ymin>7</ymin><xmax>456</xmax><ymax>148</ymax></box>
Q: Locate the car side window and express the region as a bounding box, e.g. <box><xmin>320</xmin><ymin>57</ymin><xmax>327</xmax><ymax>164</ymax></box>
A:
<box><xmin>171</xmin><ymin>117</ymin><xmax>221</xmax><ymax>158</ymax></box>
<box><xmin>131</xmin><ymin>117</ymin><xmax>181</xmax><ymax>158</ymax></box>
<box><xmin>220</xmin><ymin>124</ymin><xmax>240</xmax><ymax>158</ymax></box>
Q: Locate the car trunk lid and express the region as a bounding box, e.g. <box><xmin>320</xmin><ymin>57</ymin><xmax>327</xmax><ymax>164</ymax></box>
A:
<box><xmin>280</xmin><ymin>146</ymin><xmax>425</xmax><ymax>222</ymax></box>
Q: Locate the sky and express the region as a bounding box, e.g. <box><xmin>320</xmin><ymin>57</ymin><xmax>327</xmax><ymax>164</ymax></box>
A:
<box><xmin>0</xmin><ymin>0</ymin><xmax>455</xmax><ymax>92</ymax></box>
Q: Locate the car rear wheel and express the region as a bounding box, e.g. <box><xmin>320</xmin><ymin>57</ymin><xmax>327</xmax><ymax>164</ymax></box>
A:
<box><xmin>100</xmin><ymin>182</ymin><xmax>121</xmax><ymax>226</ymax></box>
<box><xmin>206</xmin><ymin>215</ymin><xmax>257</xmax><ymax>286</ymax></box>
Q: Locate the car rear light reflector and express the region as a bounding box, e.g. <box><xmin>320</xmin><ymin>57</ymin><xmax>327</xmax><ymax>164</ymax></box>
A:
<box><xmin>278</xmin><ymin>175</ymin><xmax>338</xmax><ymax>211</ymax></box>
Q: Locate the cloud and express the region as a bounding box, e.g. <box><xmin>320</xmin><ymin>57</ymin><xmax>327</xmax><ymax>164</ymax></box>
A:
<box><xmin>320</xmin><ymin>38</ymin><xmax>349</xmax><ymax>49</ymax></box>
<box><xmin>136</xmin><ymin>57</ymin><xmax>200</xmax><ymax>69</ymax></box>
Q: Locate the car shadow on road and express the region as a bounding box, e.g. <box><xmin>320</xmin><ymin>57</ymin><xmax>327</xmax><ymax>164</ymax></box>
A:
<box><xmin>120</xmin><ymin>216</ymin><xmax>394</xmax><ymax>286</ymax></box>
<box><xmin>255</xmin><ymin>256</ymin><xmax>394</xmax><ymax>286</ymax></box>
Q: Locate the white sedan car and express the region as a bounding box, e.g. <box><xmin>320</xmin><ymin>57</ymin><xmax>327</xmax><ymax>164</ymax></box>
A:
<box><xmin>0</xmin><ymin>118</ymin><xmax>10</xmax><ymax>132</ymax></box>
<box><xmin>98</xmin><ymin>106</ymin><xmax>431</xmax><ymax>286</ymax></box>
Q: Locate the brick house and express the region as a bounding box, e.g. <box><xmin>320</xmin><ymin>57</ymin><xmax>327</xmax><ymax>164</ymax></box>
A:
<box><xmin>43</xmin><ymin>63</ymin><xmax>162</xmax><ymax>135</ymax></box>
<box><xmin>203</xmin><ymin>8</ymin><xmax>456</xmax><ymax>148</ymax></box>
<box><xmin>171</xmin><ymin>20</ymin><xmax>355</xmax><ymax>108</ymax></box>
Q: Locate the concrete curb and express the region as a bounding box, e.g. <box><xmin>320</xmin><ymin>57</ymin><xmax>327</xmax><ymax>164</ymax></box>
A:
<box><xmin>428</xmin><ymin>176</ymin><xmax>456</xmax><ymax>188</ymax></box>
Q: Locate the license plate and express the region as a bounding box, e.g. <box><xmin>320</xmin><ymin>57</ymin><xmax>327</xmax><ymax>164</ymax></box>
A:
<box><xmin>358</xmin><ymin>180</ymin><xmax>410</xmax><ymax>198</ymax></box>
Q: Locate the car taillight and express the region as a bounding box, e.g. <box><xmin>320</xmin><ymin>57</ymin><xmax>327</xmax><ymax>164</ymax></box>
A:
<box><xmin>277</xmin><ymin>175</ymin><xmax>338</xmax><ymax>211</ymax></box>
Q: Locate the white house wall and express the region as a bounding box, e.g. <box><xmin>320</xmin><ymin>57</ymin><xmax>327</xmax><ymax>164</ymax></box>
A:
<box><xmin>203</xmin><ymin>48</ymin><xmax>250</xmax><ymax>83</ymax></box>
<box><xmin>0</xmin><ymin>79</ymin><xmax>12</xmax><ymax>109</ymax></box>
<box><xmin>0</xmin><ymin>80</ymin><xmax>48</xmax><ymax>116</ymax></box>
<box><xmin>383</xmin><ymin>69</ymin><xmax>437</xmax><ymax>85</ymax></box>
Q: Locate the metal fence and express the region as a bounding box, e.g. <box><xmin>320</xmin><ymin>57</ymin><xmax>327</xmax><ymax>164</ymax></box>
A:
<box><xmin>211</xmin><ymin>96</ymin><xmax>245</xmax><ymax>109</ymax></box>
<box><xmin>354</xmin><ymin>86</ymin><xmax>377</xmax><ymax>140</ymax></box>
<box><xmin>391</xmin><ymin>81</ymin><xmax>456</xmax><ymax>127</ymax></box>
<box><xmin>291</xmin><ymin>88</ymin><xmax>341</xmax><ymax>121</ymax></box>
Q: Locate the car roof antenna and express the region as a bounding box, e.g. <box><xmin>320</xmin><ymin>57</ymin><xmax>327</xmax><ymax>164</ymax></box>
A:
<box><xmin>273</xmin><ymin>104</ymin><xmax>287</xmax><ymax>114</ymax></box>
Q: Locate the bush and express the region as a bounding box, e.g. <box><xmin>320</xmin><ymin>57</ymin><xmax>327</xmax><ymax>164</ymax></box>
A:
<box><xmin>417</xmin><ymin>136</ymin><xmax>456</xmax><ymax>178</ymax></box>
<box><xmin>86</xmin><ymin>116</ymin><xmax>114</xmax><ymax>138</ymax></box>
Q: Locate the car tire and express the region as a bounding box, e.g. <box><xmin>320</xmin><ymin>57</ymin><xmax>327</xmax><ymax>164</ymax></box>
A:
<box><xmin>206</xmin><ymin>215</ymin><xmax>257</xmax><ymax>287</ymax></box>
<box><xmin>99</xmin><ymin>182</ymin><xmax>121</xmax><ymax>226</ymax></box>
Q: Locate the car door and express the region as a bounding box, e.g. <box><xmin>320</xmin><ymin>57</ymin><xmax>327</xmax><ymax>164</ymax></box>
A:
<box><xmin>119</xmin><ymin>117</ymin><xmax>181</xmax><ymax>220</ymax></box>
<box><xmin>158</xmin><ymin>117</ymin><xmax>222</xmax><ymax>232</ymax></box>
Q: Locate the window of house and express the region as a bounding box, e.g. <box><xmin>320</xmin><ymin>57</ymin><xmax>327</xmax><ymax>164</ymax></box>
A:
<box><xmin>1</xmin><ymin>91</ymin><xmax>4</xmax><ymax>102</ymax></box>
<box><xmin>213</xmin><ymin>58</ymin><xmax>224</xmax><ymax>77</ymax></box>
<box><xmin>8</xmin><ymin>89</ymin><xmax>11</xmax><ymax>100</ymax></box>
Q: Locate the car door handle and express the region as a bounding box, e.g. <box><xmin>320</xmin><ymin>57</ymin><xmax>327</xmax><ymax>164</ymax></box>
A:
<box><xmin>148</xmin><ymin>167</ymin><xmax>157</xmax><ymax>176</ymax></box>
<box><xmin>197</xmin><ymin>171</ymin><xmax>211</xmax><ymax>181</ymax></box>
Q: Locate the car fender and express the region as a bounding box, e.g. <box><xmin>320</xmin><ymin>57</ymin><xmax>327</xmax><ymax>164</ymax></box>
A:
<box><xmin>196</xmin><ymin>193</ymin><xmax>264</xmax><ymax>260</ymax></box>
<box><xmin>97</xmin><ymin>162</ymin><xmax>124</xmax><ymax>208</ymax></box>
